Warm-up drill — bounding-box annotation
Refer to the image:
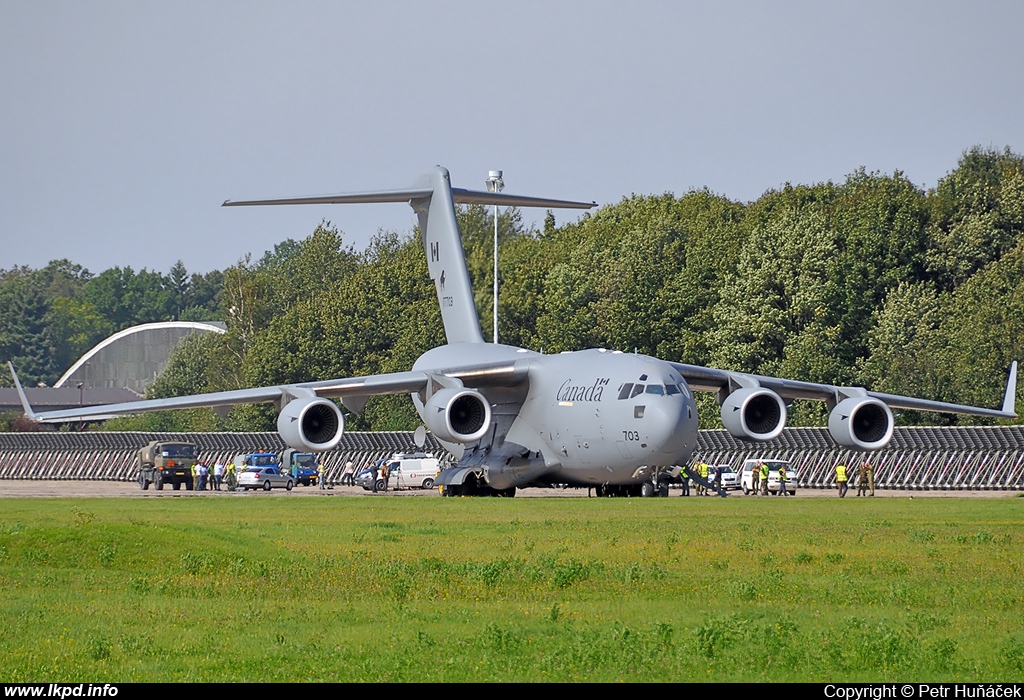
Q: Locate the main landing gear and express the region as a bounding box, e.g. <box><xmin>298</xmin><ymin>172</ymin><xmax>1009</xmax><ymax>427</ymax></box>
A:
<box><xmin>440</xmin><ymin>471</ymin><xmax>516</xmax><ymax>497</ymax></box>
<box><xmin>594</xmin><ymin>480</ymin><xmax>670</xmax><ymax>497</ymax></box>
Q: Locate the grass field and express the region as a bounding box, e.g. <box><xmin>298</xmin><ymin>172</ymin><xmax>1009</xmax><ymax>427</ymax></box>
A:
<box><xmin>1</xmin><ymin>495</ymin><xmax>1023</xmax><ymax>682</ymax></box>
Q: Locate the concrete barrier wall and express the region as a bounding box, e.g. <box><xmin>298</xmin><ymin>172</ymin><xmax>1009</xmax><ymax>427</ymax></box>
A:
<box><xmin>0</xmin><ymin>431</ymin><xmax>453</xmax><ymax>485</ymax></box>
<box><xmin>0</xmin><ymin>427</ymin><xmax>1021</xmax><ymax>489</ymax></box>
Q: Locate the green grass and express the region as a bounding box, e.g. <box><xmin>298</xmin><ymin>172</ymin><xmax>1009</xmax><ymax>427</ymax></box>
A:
<box><xmin>1</xmin><ymin>496</ymin><xmax>1023</xmax><ymax>682</ymax></box>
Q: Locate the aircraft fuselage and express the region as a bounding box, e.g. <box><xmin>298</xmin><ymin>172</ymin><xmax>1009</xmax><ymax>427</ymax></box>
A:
<box><xmin>413</xmin><ymin>344</ymin><xmax>699</xmax><ymax>488</ymax></box>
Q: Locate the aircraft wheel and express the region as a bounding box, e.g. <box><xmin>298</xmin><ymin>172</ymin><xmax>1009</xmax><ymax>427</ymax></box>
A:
<box><xmin>641</xmin><ymin>481</ymin><xmax>656</xmax><ymax>498</ymax></box>
<box><xmin>658</xmin><ymin>482</ymin><xmax>669</xmax><ymax>498</ymax></box>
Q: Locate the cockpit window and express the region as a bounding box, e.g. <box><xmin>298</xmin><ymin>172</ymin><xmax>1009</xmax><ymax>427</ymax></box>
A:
<box><xmin>621</xmin><ymin>383</ymin><xmax>680</xmax><ymax>399</ymax></box>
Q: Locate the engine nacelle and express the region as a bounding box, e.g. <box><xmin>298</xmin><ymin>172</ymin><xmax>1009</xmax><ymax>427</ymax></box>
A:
<box><xmin>828</xmin><ymin>397</ymin><xmax>893</xmax><ymax>450</ymax></box>
<box><xmin>422</xmin><ymin>387</ymin><xmax>492</xmax><ymax>443</ymax></box>
<box><xmin>277</xmin><ymin>397</ymin><xmax>344</xmax><ymax>452</ymax></box>
<box><xmin>720</xmin><ymin>387</ymin><xmax>786</xmax><ymax>441</ymax></box>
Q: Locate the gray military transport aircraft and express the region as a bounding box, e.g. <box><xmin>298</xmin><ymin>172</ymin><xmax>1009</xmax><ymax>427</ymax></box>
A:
<box><xmin>9</xmin><ymin>167</ymin><xmax>1019</xmax><ymax>497</ymax></box>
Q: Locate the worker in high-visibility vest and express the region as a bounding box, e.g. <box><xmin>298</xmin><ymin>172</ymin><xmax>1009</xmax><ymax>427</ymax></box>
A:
<box><xmin>697</xmin><ymin>461</ymin><xmax>709</xmax><ymax>496</ymax></box>
<box><xmin>835</xmin><ymin>463</ymin><xmax>849</xmax><ymax>498</ymax></box>
<box><xmin>760</xmin><ymin>462</ymin><xmax>769</xmax><ymax>496</ymax></box>
<box><xmin>679</xmin><ymin>465</ymin><xmax>690</xmax><ymax>497</ymax></box>
<box><xmin>778</xmin><ymin>463</ymin><xmax>789</xmax><ymax>497</ymax></box>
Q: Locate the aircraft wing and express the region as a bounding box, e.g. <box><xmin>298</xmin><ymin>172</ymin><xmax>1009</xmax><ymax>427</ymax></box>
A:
<box><xmin>8</xmin><ymin>360</ymin><xmax>526</xmax><ymax>424</ymax></box>
<box><xmin>670</xmin><ymin>361</ymin><xmax>1018</xmax><ymax>420</ymax></box>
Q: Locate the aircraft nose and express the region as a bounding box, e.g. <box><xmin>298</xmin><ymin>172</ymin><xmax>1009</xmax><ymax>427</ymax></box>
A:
<box><xmin>646</xmin><ymin>397</ymin><xmax>694</xmax><ymax>459</ymax></box>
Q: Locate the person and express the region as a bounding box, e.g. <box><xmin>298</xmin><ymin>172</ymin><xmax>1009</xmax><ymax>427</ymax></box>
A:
<box><xmin>371</xmin><ymin>459</ymin><xmax>381</xmax><ymax>493</ymax></box>
<box><xmin>864</xmin><ymin>461</ymin><xmax>875</xmax><ymax>496</ymax></box>
<box><xmin>195</xmin><ymin>462</ymin><xmax>208</xmax><ymax>491</ymax></box>
<box><xmin>777</xmin><ymin>462</ymin><xmax>788</xmax><ymax>496</ymax></box>
<box><xmin>679</xmin><ymin>465</ymin><xmax>690</xmax><ymax>497</ymax></box>
<box><xmin>318</xmin><ymin>460</ymin><xmax>328</xmax><ymax>490</ymax></box>
<box><xmin>213</xmin><ymin>461</ymin><xmax>224</xmax><ymax>491</ymax></box>
<box><xmin>381</xmin><ymin>460</ymin><xmax>392</xmax><ymax>492</ymax></box>
<box><xmin>760</xmin><ymin>461</ymin><xmax>769</xmax><ymax>496</ymax></box>
<box><xmin>835</xmin><ymin>462</ymin><xmax>848</xmax><ymax>498</ymax></box>
<box><xmin>696</xmin><ymin>461</ymin><xmax>709</xmax><ymax>496</ymax></box>
<box><xmin>857</xmin><ymin>462</ymin><xmax>868</xmax><ymax>497</ymax></box>
<box><xmin>224</xmin><ymin>461</ymin><xmax>237</xmax><ymax>491</ymax></box>
<box><xmin>342</xmin><ymin>460</ymin><xmax>354</xmax><ymax>487</ymax></box>
<box><xmin>751</xmin><ymin>461</ymin><xmax>760</xmax><ymax>495</ymax></box>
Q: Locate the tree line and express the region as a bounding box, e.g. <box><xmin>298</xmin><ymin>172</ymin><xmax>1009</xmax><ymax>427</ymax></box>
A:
<box><xmin>2</xmin><ymin>146</ymin><xmax>1022</xmax><ymax>432</ymax></box>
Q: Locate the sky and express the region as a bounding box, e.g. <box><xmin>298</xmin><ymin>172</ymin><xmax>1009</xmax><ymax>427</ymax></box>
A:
<box><xmin>2</xmin><ymin>1</ymin><xmax>1023</xmax><ymax>275</ymax></box>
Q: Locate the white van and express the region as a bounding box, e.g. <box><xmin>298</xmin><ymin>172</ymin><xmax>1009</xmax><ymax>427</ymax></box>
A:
<box><xmin>387</xmin><ymin>453</ymin><xmax>440</xmax><ymax>490</ymax></box>
<box><xmin>740</xmin><ymin>459</ymin><xmax>798</xmax><ymax>495</ymax></box>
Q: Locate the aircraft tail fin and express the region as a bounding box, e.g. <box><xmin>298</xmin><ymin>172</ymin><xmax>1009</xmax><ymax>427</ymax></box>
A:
<box><xmin>224</xmin><ymin>167</ymin><xmax>595</xmax><ymax>345</ymax></box>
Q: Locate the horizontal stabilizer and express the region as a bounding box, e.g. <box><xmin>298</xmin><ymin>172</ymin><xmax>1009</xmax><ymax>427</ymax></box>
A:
<box><xmin>224</xmin><ymin>187</ymin><xmax>596</xmax><ymax>211</ymax></box>
<box><xmin>223</xmin><ymin>188</ymin><xmax>434</xmax><ymax>207</ymax></box>
<box><xmin>450</xmin><ymin>188</ymin><xmax>595</xmax><ymax>209</ymax></box>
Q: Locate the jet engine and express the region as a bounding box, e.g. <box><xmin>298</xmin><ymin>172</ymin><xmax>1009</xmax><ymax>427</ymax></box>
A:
<box><xmin>277</xmin><ymin>397</ymin><xmax>345</xmax><ymax>452</ymax></box>
<box><xmin>720</xmin><ymin>387</ymin><xmax>786</xmax><ymax>441</ymax></box>
<box><xmin>422</xmin><ymin>387</ymin><xmax>492</xmax><ymax>443</ymax></box>
<box><xmin>828</xmin><ymin>397</ymin><xmax>894</xmax><ymax>450</ymax></box>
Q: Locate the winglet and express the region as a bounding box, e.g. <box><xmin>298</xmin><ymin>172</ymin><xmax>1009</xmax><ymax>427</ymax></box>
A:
<box><xmin>8</xmin><ymin>362</ymin><xmax>40</xmax><ymax>421</ymax></box>
<box><xmin>1002</xmin><ymin>361</ymin><xmax>1018</xmax><ymax>416</ymax></box>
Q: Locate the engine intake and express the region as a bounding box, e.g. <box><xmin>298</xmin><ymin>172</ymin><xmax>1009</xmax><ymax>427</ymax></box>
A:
<box><xmin>423</xmin><ymin>387</ymin><xmax>491</xmax><ymax>443</ymax></box>
<box><xmin>721</xmin><ymin>387</ymin><xmax>786</xmax><ymax>441</ymax></box>
<box><xmin>828</xmin><ymin>397</ymin><xmax>893</xmax><ymax>450</ymax></box>
<box><xmin>277</xmin><ymin>397</ymin><xmax>344</xmax><ymax>452</ymax></box>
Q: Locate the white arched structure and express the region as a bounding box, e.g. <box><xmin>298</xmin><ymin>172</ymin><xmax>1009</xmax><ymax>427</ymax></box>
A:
<box><xmin>55</xmin><ymin>321</ymin><xmax>226</xmax><ymax>393</ymax></box>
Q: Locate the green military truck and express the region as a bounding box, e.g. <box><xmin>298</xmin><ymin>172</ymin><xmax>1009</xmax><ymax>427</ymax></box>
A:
<box><xmin>138</xmin><ymin>440</ymin><xmax>198</xmax><ymax>491</ymax></box>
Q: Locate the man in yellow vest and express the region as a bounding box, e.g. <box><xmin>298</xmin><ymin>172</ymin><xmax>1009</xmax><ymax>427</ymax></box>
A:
<box><xmin>697</xmin><ymin>461</ymin><xmax>709</xmax><ymax>496</ymax></box>
<box><xmin>835</xmin><ymin>463</ymin><xmax>849</xmax><ymax>498</ymax></box>
<box><xmin>760</xmin><ymin>461</ymin><xmax>769</xmax><ymax>496</ymax></box>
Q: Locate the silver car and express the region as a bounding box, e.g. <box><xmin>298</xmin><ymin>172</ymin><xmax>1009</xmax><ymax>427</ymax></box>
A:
<box><xmin>713</xmin><ymin>464</ymin><xmax>741</xmax><ymax>491</ymax></box>
<box><xmin>238</xmin><ymin>466</ymin><xmax>294</xmax><ymax>492</ymax></box>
